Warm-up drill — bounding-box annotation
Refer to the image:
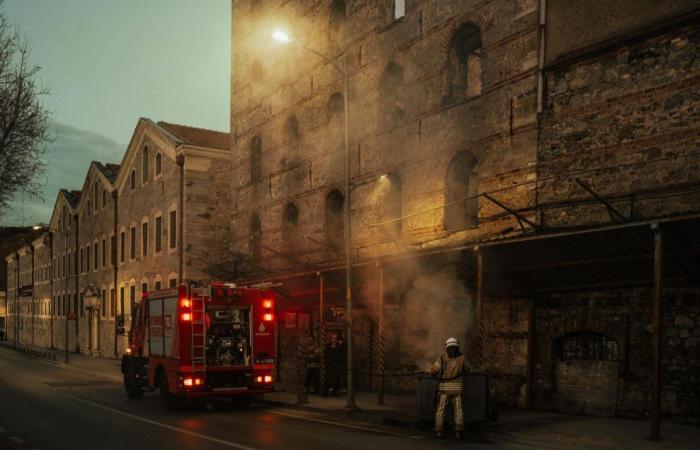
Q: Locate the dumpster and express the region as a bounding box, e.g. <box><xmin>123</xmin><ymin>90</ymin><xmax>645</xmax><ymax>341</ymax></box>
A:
<box><xmin>415</xmin><ymin>372</ymin><xmax>492</xmax><ymax>431</ymax></box>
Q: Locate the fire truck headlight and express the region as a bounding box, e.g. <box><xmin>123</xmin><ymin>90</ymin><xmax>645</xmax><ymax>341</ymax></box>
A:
<box><xmin>183</xmin><ymin>378</ymin><xmax>193</xmax><ymax>387</ymax></box>
<box><xmin>256</xmin><ymin>376</ymin><xmax>263</xmax><ymax>383</ymax></box>
<box><xmin>264</xmin><ymin>375</ymin><xmax>273</xmax><ymax>383</ymax></box>
<box><xmin>263</xmin><ymin>313</ymin><xmax>273</xmax><ymax>322</ymax></box>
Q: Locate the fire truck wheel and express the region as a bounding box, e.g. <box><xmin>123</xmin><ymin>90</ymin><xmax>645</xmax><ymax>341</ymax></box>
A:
<box><xmin>158</xmin><ymin>370</ymin><xmax>183</xmax><ymax>409</ymax></box>
<box><xmin>123</xmin><ymin>367</ymin><xmax>144</xmax><ymax>399</ymax></box>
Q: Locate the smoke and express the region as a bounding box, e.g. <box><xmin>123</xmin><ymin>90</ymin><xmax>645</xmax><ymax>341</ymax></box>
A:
<box><xmin>370</xmin><ymin>255</ymin><xmax>473</xmax><ymax>375</ymax></box>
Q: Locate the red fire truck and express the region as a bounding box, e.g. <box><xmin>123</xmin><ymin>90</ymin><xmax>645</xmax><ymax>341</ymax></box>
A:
<box><xmin>121</xmin><ymin>283</ymin><xmax>276</xmax><ymax>407</ymax></box>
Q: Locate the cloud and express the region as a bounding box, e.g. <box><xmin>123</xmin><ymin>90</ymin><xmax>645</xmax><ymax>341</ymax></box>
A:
<box><xmin>0</xmin><ymin>121</ymin><xmax>125</xmax><ymax>226</ymax></box>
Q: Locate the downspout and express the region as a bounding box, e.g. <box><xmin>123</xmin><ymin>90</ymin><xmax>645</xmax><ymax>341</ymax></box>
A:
<box><xmin>74</xmin><ymin>214</ymin><xmax>80</xmax><ymax>352</ymax></box>
<box><xmin>49</xmin><ymin>232</ymin><xmax>54</xmax><ymax>349</ymax></box>
<box><xmin>536</xmin><ymin>0</ymin><xmax>547</xmax><ymax>114</ymax></box>
<box><xmin>31</xmin><ymin>244</ymin><xmax>35</xmax><ymax>345</ymax></box>
<box><xmin>14</xmin><ymin>252</ymin><xmax>19</xmax><ymax>348</ymax></box>
<box><xmin>177</xmin><ymin>153</ymin><xmax>185</xmax><ymax>285</ymax></box>
<box><xmin>112</xmin><ymin>190</ymin><xmax>119</xmax><ymax>357</ymax></box>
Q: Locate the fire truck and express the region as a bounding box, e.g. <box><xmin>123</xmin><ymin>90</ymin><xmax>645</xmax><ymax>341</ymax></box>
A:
<box><xmin>120</xmin><ymin>283</ymin><xmax>276</xmax><ymax>407</ymax></box>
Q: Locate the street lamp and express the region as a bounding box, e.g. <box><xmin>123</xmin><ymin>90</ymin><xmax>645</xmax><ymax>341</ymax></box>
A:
<box><xmin>34</xmin><ymin>224</ymin><xmax>69</xmax><ymax>363</ymax></box>
<box><xmin>272</xmin><ymin>29</ymin><xmax>356</xmax><ymax>409</ymax></box>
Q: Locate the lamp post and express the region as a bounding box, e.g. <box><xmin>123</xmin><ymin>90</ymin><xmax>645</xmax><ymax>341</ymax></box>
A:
<box><xmin>272</xmin><ymin>30</ymin><xmax>356</xmax><ymax>409</ymax></box>
<box><xmin>34</xmin><ymin>225</ymin><xmax>69</xmax><ymax>363</ymax></box>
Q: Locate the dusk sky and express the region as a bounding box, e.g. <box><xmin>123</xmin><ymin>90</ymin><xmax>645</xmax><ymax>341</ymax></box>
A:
<box><xmin>1</xmin><ymin>0</ymin><xmax>230</xmax><ymax>226</ymax></box>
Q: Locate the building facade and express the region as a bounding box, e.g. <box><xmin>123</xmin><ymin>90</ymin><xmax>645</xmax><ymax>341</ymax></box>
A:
<box><xmin>4</xmin><ymin>119</ymin><xmax>230</xmax><ymax>357</ymax></box>
<box><xmin>230</xmin><ymin>0</ymin><xmax>699</xmax><ymax>425</ymax></box>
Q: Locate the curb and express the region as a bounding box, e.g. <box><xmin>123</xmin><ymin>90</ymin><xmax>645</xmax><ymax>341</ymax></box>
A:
<box><xmin>0</xmin><ymin>342</ymin><xmax>58</xmax><ymax>362</ymax></box>
<box><xmin>254</xmin><ymin>397</ymin><xmax>417</xmax><ymax>428</ymax></box>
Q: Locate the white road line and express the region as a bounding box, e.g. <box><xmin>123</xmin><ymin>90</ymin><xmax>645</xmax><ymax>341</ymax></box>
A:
<box><xmin>265</xmin><ymin>409</ymin><xmax>424</xmax><ymax>440</ymax></box>
<box><xmin>9</xmin><ymin>436</ymin><xmax>26</xmax><ymax>444</ymax></box>
<box><xmin>55</xmin><ymin>390</ymin><xmax>258</xmax><ymax>450</ymax></box>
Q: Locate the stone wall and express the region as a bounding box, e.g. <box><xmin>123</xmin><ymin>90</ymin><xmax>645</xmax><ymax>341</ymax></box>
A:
<box><xmin>533</xmin><ymin>287</ymin><xmax>700</xmax><ymax>424</ymax></box>
<box><xmin>230</xmin><ymin>0</ymin><xmax>541</xmax><ymax>274</ymax></box>
<box><xmin>539</xmin><ymin>21</ymin><xmax>700</xmax><ymax>228</ymax></box>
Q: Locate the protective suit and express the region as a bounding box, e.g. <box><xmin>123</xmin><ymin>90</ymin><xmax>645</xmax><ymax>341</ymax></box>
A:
<box><xmin>428</xmin><ymin>337</ymin><xmax>468</xmax><ymax>437</ymax></box>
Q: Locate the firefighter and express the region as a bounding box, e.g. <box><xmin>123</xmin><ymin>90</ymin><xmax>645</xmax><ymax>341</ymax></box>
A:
<box><xmin>428</xmin><ymin>337</ymin><xmax>468</xmax><ymax>438</ymax></box>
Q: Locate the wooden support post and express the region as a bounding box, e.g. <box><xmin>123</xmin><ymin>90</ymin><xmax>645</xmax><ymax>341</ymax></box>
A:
<box><xmin>526</xmin><ymin>298</ymin><xmax>536</xmax><ymax>410</ymax></box>
<box><xmin>377</xmin><ymin>264</ymin><xmax>385</xmax><ymax>405</ymax></box>
<box><xmin>475</xmin><ymin>248</ymin><xmax>484</xmax><ymax>369</ymax></box>
<box><xmin>318</xmin><ymin>273</ymin><xmax>326</xmax><ymax>396</ymax></box>
<box><xmin>650</xmin><ymin>224</ymin><xmax>663</xmax><ymax>440</ymax></box>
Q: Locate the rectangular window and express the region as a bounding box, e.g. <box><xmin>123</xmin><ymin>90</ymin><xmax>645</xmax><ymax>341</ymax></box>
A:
<box><xmin>80</xmin><ymin>293</ymin><xmax>84</xmax><ymax>317</ymax></box>
<box><xmin>86</xmin><ymin>246</ymin><xmax>91</xmax><ymax>273</ymax></box>
<box><xmin>155</xmin><ymin>216</ymin><xmax>162</xmax><ymax>252</ymax></box>
<box><xmin>111</xmin><ymin>236</ymin><xmax>116</xmax><ymax>265</ymax></box>
<box><xmin>120</xmin><ymin>287</ymin><xmax>125</xmax><ymax>316</ymax></box>
<box><xmin>101</xmin><ymin>289</ymin><xmax>106</xmax><ymax>318</ymax></box>
<box><xmin>169</xmin><ymin>278</ymin><xmax>177</xmax><ymax>288</ymax></box>
<box><xmin>169</xmin><ymin>211</ymin><xmax>177</xmax><ymax>249</ymax></box>
<box><xmin>110</xmin><ymin>288</ymin><xmax>116</xmax><ymax>317</ymax></box>
<box><xmin>130</xmin><ymin>285</ymin><xmax>136</xmax><ymax>313</ymax></box>
<box><xmin>155</xmin><ymin>281</ymin><xmax>161</xmax><ymax>290</ymax></box>
<box><xmin>102</xmin><ymin>190</ymin><xmax>107</xmax><ymax>208</ymax></box>
<box><xmin>130</xmin><ymin>227</ymin><xmax>136</xmax><ymax>259</ymax></box>
<box><xmin>94</xmin><ymin>242</ymin><xmax>98</xmax><ymax>270</ymax></box>
<box><xmin>141</xmin><ymin>282</ymin><xmax>148</xmax><ymax>294</ymax></box>
<box><xmin>102</xmin><ymin>239</ymin><xmax>106</xmax><ymax>267</ymax></box>
<box><xmin>394</xmin><ymin>0</ymin><xmax>405</xmax><ymax>19</ymax></box>
<box><xmin>142</xmin><ymin>222</ymin><xmax>148</xmax><ymax>257</ymax></box>
<box><xmin>62</xmin><ymin>254</ymin><xmax>66</xmax><ymax>277</ymax></box>
<box><xmin>120</xmin><ymin>232</ymin><xmax>125</xmax><ymax>263</ymax></box>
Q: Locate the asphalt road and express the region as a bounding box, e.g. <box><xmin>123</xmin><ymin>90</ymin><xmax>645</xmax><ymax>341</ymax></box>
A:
<box><xmin>0</xmin><ymin>346</ymin><xmax>533</xmax><ymax>450</ymax></box>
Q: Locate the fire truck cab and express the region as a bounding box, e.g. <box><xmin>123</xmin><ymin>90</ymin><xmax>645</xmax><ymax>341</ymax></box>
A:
<box><xmin>121</xmin><ymin>283</ymin><xmax>276</xmax><ymax>407</ymax></box>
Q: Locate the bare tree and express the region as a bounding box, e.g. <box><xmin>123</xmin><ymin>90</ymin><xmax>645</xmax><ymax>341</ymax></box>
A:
<box><xmin>0</xmin><ymin>2</ymin><xmax>51</xmax><ymax>218</ymax></box>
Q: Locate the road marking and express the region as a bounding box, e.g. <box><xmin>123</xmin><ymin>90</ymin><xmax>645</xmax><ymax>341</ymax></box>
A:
<box><xmin>265</xmin><ymin>409</ymin><xmax>424</xmax><ymax>440</ymax></box>
<box><xmin>55</xmin><ymin>390</ymin><xmax>258</xmax><ymax>450</ymax></box>
<box><xmin>10</xmin><ymin>436</ymin><xmax>26</xmax><ymax>444</ymax></box>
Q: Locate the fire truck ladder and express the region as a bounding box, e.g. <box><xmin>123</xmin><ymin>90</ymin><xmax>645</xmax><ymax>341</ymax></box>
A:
<box><xmin>191</xmin><ymin>295</ymin><xmax>207</xmax><ymax>374</ymax></box>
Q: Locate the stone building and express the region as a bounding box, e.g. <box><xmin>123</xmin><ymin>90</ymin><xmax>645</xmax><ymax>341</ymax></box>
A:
<box><xmin>4</xmin><ymin>119</ymin><xmax>230</xmax><ymax>357</ymax></box>
<box><xmin>229</xmin><ymin>0</ymin><xmax>699</xmax><ymax>427</ymax></box>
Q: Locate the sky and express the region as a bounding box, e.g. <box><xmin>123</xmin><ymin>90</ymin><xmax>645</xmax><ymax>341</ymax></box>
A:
<box><xmin>1</xmin><ymin>0</ymin><xmax>230</xmax><ymax>226</ymax></box>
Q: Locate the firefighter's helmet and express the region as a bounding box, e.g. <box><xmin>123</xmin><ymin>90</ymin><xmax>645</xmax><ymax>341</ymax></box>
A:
<box><xmin>445</xmin><ymin>337</ymin><xmax>459</xmax><ymax>348</ymax></box>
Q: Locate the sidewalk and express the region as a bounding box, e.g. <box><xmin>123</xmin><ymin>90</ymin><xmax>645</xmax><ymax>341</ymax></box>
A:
<box><xmin>4</xmin><ymin>342</ymin><xmax>699</xmax><ymax>449</ymax></box>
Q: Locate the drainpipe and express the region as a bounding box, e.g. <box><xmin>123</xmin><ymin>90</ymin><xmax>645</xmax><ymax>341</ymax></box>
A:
<box><xmin>74</xmin><ymin>214</ymin><xmax>80</xmax><ymax>352</ymax></box>
<box><xmin>112</xmin><ymin>190</ymin><xmax>119</xmax><ymax>357</ymax></box>
<box><xmin>30</xmin><ymin>244</ymin><xmax>35</xmax><ymax>346</ymax></box>
<box><xmin>537</xmin><ymin>0</ymin><xmax>547</xmax><ymax>114</ymax></box>
<box><xmin>177</xmin><ymin>153</ymin><xmax>185</xmax><ymax>285</ymax></box>
<box><xmin>49</xmin><ymin>232</ymin><xmax>54</xmax><ymax>349</ymax></box>
<box><xmin>14</xmin><ymin>252</ymin><xmax>19</xmax><ymax>348</ymax></box>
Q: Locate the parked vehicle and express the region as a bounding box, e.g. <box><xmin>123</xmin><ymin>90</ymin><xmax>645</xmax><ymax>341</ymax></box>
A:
<box><xmin>121</xmin><ymin>282</ymin><xmax>276</xmax><ymax>407</ymax></box>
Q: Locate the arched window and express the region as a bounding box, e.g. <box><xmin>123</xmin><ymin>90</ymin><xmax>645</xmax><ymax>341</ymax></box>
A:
<box><xmin>326</xmin><ymin>92</ymin><xmax>344</xmax><ymax>123</ymax></box>
<box><xmin>250</xmin><ymin>136</ymin><xmax>262</xmax><ymax>184</ymax></box>
<box><xmin>329</xmin><ymin>0</ymin><xmax>347</xmax><ymax>44</ymax></box>
<box><xmin>285</xmin><ymin>115</ymin><xmax>300</xmax><ymax>141</ymax></box>
<box><xmin>379</xmin><ymin>173</ymin><xmax>402</xmax><ymax>235</ymax></box>
<box><xmin>130</xmin><ymin>169</ymin><xmax>136</xmax><ymax>190</ymax></box>
<box><xmin>155</xmin><ymin>152</ymin><xmax>162</xmax><ymax>176</ymax></box>
<box><xmin>556</xmin><ymin>332</ymin><xmax>618</xmax><ymax>361</ymax></box>
<box><xmin>444</xmin><ymin>22</ymin><xmax>482</xmax><ymax>104</ymax></box>
<box><xmin>250</xmin><ymin>213</ymin><xmax>262</xmax><ymax>260</ymax></box>
<box><xmin>380</xmin><ymin>62</ymin><xmax>405</xmax><ymax>121</ymax></box>
<box><xmin>283</xmin><ymin>202</ymin><xmax>299</xmax><ymax>225</ymax></box>
<box><xmin>142</xmin><ymin>146</ymin><xmax>149</xmax><ymax>182</ymax></box>
<box><xmin>444</xmin><ymin>151</ymin><xmax>479</xmax><ymax>231</ymax></box>
<box><xmin>93</xmin><ymin>182</ymin><xmax>98</xmax><ymax>213</ymax></box>
<box><xmin>325</xmin><ymin>189</ymin><xmax>345</xmax><ymax>244</ymax></box>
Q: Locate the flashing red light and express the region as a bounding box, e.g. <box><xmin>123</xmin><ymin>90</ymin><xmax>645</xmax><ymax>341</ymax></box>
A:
<box><xmin>194</xmin><ymin>378</ymin><xmax>203</xmax><ymax>386</ymax></box>
<box><xmin>181</xmin><ymin>312</ymin><xmax>191</xmax><ymax>322</ymax></box>
<box><xmin>263</xmin><ymin>299</ymin><xmax>273</xmax><ymax>309</ymax></box>
<box><xmin>264</xmin><ymin>375</ymin><xmax>273</xmax><ymax>383</ymax></box>
<box><xmin>256</xmin><ymin>376</ymin><xmax>263</xmax><ymax>383</ymax></box>
<box><xmin>180</xmin><ymin>298</ymin><xmax>190</xmax><ymax>308</ymax></box>
<box><xmin>263</xmin><ymin>313</ymin><xmax>274</xmax><ymax>322</ymax></box>
<box><xmin>183</xmin><ymin>378</ymin><xmax>193</xmax><ymax>387</ymax></box>
<box><xmin>125</xmin><ymin>347</ymin><xmax>132</xmax><ymax>354</ymax></box>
